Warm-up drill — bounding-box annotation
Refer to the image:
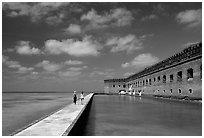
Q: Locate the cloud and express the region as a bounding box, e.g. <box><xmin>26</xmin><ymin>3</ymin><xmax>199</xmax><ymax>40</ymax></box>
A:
<box><xmin>89</xmin><ymin>70</ymin><xmax>115</xmax><ymax>78</ymax></box>
<box><xmin>44</xmin><ymin>36</ymin><xmax>102</xmax><ymax>57</ymax></box>
<box><xmin>81</xmin><ymin>8</ymin><xmax>133</xmax><ymax>29</ymax></box>
<box><xmin>3</xmin><ymin>55</ymin><xmax>34</xmax><ymax>73</ymax></box>
<box><xmin>2</xmin><ymin>55</ymin><xmax>9</xmax><ymax>63</ymax></box>
<box><xmin>65</xmin><ymin>60</ymin><xmax>83</xmax><ymax>65</ymax></box>
<box><xmin>58</xmin><ymin>64</ymin><xmax>88</xmax><ymax>78</ymax></box>
<box><xmin>58</xmin><ymin>70</ymin><xmax>81</xmax><ymax>77</ymax></box>
<box><xmin>153</xmin><ymin>3</ymin><xmax>166</xmax><ymax>13</ymax></box>
<box><xmin>68</xmin><ymin>67</ymin><xmax>83</xmax><ymax>71</ymax></box>
<box><xmin>122</xmin><ymin>53</ymin><xmax>159</xmax><ymax>68</ymax></box>
<box><xmin>17</xmin><ymin>67</ymin><xmax>34</xmax><ymax>73</ymax></box>
<box><xmin>36</xmin><ymin>60</ymin><xmax>63</xmax><ymax>72</ymax></box>
<box><xmin>65</xmin><ymin>24</ymin><xmax>82</xmax><ymax>34</ymax></box>
<box><xmin>45</xmin><ymin>13</ymin><xmax>65</xmax><ymax>26</ymax></box>
<box><xmin>3</xmin><ymin>48</ymin><xmax>15</xmax><ymax>53</ymax></box>
<box><xmin>3</xmin><ymin>2</ymin><xmax>69</xmax><ymax>25</ymax></box>
<box><xmin>139</xmin><ymin>34</ymin><xmax>154</xmax><ymax>39</ymax></box>
<box><xmin>176</xmin><ymin>9</ymin><xmax>202</xmax><ymax>28</ymax></box>
<box><xmin>124</xmin><ymin>72</ymin><xmax>134</xmax><ymax>77</ymax></box>
<box><xmin>15</xmin><ymin>41</ymin><xmax>42</xmax><ymax>55</ymax></box>
<box><xmin>106</xmin><ymin>34</ymin><xmax>143</xmax><ymax>53</ymax></box>
<box><xmin>141</xmin><ymin>14</ymin><xmax>158</xmax><ymax>22</ymax></box>
<box><xmin>183</xmin><ymin>41</ymin><xmax>200</xmax><ymax>48</ymax></box>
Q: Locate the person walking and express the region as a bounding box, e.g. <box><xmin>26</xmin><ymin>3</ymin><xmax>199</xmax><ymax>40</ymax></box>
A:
<box><xmin>80</xmin><ymin>92</ymin><xmax>84</xmax><ymax>105</ymax></box>
<box><xmin>73</xmin><ymin>91</ymin><xmax>77</xmax><ymax>104</ymax></box>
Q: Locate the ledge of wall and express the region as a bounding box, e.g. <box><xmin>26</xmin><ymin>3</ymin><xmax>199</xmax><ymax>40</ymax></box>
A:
<box><xmin>14</xmin><ymin>93</ymin><xmax>94</xmax><ymax>136</ymax></box>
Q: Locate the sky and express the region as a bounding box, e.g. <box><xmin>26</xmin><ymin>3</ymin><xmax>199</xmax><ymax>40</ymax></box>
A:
<box><xmin>2</xmin><ymin>2</ymin><xmax>202</xmax><ymax>92</ymax></box>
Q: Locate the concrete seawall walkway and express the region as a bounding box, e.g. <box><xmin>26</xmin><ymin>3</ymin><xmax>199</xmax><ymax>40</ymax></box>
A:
<box><xmin>15</xmin><ymin>93</ymin><xmax>94</xmax><ymax>136</ymax></box>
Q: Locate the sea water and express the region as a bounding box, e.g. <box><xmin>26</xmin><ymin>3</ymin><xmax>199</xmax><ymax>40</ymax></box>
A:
<box><xmin>2</xmin><ymin>92</ymin><xmax>88</xmax><ymax>136</ymax></box>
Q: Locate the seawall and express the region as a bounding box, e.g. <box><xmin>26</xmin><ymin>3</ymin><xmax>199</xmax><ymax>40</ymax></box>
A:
<box><xmin>14</xmin><ymin>93</ymin><xmax>94</xmax><ymax>136</ymax></box>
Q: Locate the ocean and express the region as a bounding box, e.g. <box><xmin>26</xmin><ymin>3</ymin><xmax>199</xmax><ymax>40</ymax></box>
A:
<box><xmin>2</xmin><ymin>92</ymin><xmax>89</xmax><ymax>136</ymax></box>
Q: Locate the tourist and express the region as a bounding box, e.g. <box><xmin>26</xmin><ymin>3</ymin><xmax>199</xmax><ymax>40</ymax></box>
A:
<box><xmin>73</xmin><ymin>91</ymin><xmax>77</xmax><ymax>104</ymax></box>
<box><xmin>80</xmin><ymin>92</ymin><xmax>84</xmax><ymax>105</ymax></box>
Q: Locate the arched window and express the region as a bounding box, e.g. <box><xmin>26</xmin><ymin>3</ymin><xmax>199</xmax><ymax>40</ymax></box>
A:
<box><xmin>149</xmin><ymin>79</ymin><xmax>151</xmax><ymax>85</ymax></box>
<box><xmin>178</xmin><ymin>89</ymin><xmax>182</xmax><ymax>93</ymax></box>
<box><xmin>170</xmin><ymin>74</ymin><xmax>174</xmax><ymax>82</ymax></box>
<box><xmin>177</xmin><ymin>71</ymin><xmax>182</xmax><ymax>82</ymax></box>
<box><xmin>163</xmin><ymin>75</ymin><xmax>166</xmax><ymax>83</ymax></box>
<box><xmin>146</xmin><ymin>79</ymin><xmax>148</xmax><ymax>85</ymax></box>
<box><xmin>113</xmin><ymin>85</ymin><xmax>115</xmax><ymax>87</ymax></box>
<box><xmin>158</xmin><ymin>76</ymin><xmax>160</xmax><ymax>82</ymax></box>
<box><xmin>187</xmin><ymin>68</ymin><xmax>193</xmax><ymax>80</ymax></box>
<box><xmin>200</xmin><ymin>65</ymin><xmax>202</xmax><ymax>79</ymax></box>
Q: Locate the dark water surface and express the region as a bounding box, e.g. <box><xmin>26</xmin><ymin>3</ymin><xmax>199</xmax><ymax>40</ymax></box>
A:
<box><xmin>2</xmin><ymin>92</ymin><xmax>88</xmax><ymax>136</ymax></box>
<box><xmin>83</xmin><ymin>95</ymin><xmax>202</xmax><ymax>136</ymax></box>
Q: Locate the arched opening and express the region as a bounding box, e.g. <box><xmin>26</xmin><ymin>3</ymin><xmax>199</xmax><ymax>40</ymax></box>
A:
<box><xmin>177</xmin><ymin>71</ymin><xmax>182</xmax><ymax>82</ymax></box>
<box><xmin>189</xmin><ymin>89</ymin><xmax>193</xmax><ymax>94</ymax></box>
<box><xmin>200</xmin><ymin>64</ymin><xmax>202</xmax><ymax>79</ymax></box>
<box><xmin>123</xmin><ymin>84</ymin><xmax>126</xmax><ymax>88</ymax></box>
<box><xmin>158</xmin><ymin>76</ymin><xmax>160</xmax><ymax>82</ymax></box>
<box><xmin>163</xmin><ymin>75</ymin><xmax>166</xmax><ymax>83</ymax></box>
<box><xmin>170</xmin><ymin>74</ymin><xmax>173</xmax><ymax>82</ymax></box>
<box><xmin>187</xmin><ymin>68</ymin><xmax>193</xmax><ymax>80</ymax></box>
<box><xmin>178</xmin><ymin>89</ymin><xmax>182</xmax><ymax>93</ymax></box>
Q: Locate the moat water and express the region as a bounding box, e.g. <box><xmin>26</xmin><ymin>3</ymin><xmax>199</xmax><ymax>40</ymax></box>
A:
<box><xmin>82</xmin><ymin>95</ymin><xmax>202</xmax><ymax>136</ymax></box>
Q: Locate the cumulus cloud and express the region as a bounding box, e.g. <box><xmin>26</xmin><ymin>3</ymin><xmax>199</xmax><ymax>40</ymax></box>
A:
<box><xmin>81</xmin><ymin>8</ymin><xmax>133</xmax><ymax>29</ymax></box>
<box><xmin>17</xmin><ymin>67</ymin><xmax>34</xmax><ymax>73</ymax></box>
<box><xmin>124</xmin><ymin>72</ymin><xmax>134</xmax><ymax>77</ymax></box>
<box><xmin>65</xmin><ymin>24</ymin><xmax>82</xmax><ymax>34</ymax></box>
<box><xmin>3</xmin><ymin>2</ymin><xmax>69</xmax><ymax>25</ymax></box>
<box><xmin>58</xmin><ymin>70</ymin><xmax>81</xmax><ymax>77</ymax></box>
<box><xmin>15</xmin><ymin>41</ymin><xmax>42</xmax><ymax>55</ymax></box>
<box><xmin>58</xmin><ymin>66</ymin><xmax>86</xmax><ymax>78</ymax></box>
<box><xmin>106</xmin><ymin>34</ymin><xmax>143</xmax><ymax>53</ymax></box>
<box><xmin>183</xmin><ymin>41</ymin><xmax>200</xmax><ymax>48</ymax></box>
<box><xmin>89</xmin><ymin>70</ymin><xmax>115</xmax><ymax>78</ymax></box>
<box><xmin>44</xmin><ymin>36</ymin><xmax>102</xmax><ymax>57</ymax></box>
<box><xmin>65</xmin><ymin>60</ymin><xmax>83</xmax><ymax>65</ymax></box>
<box><xmin>141</xmin><ymin>14</ymin><xmax>158</xmax><ymax>22</ymax></box>
<box><xmin>3</xmin><ymin>55</ymin><xmax>34</xmax><ymax>73</ymax></box>
<box><xmin>176</xmin><ymin>9</ymin><xmax>202</xmax><ymax>28</ymax></box>
<box><xmin>68</xmin><ymin>67</ymin><xmax>83</xmax><ymax>71</ymax></box>
<box><xmin>45</xmin><ymin>13</ymin><xmax>65</xmax><ymax>26</ymax></box>
<box><xmin>2</xmin><ymin>55</ymin><xmax>9</xmax><ymax>63</ymax></box>
<box><xmin>122</xmin><ymin>53</ymin><xmax>159</xmax><ymax>68</ymax></box>
<box><xmin>36</xmin><ymin>60</ymin><xmax>63</xmax><ymax>72</ymax></box>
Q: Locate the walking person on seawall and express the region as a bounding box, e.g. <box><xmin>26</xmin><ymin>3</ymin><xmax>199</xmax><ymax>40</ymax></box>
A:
<box><xmin>80</xmin><ymin>92</ymin><xmax>84</xmax><ymax>105</ymax></box>
<box><xmin>73</xmin><ymin>91</ymin><xmax>77</xmax><ymax>105</ymax></box>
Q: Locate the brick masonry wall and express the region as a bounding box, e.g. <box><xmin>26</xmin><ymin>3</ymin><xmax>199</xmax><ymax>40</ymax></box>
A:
<box><xmin>104</xmin><ymin>58</ymin><xmax>202</xmax><ymax>99</ymax></box>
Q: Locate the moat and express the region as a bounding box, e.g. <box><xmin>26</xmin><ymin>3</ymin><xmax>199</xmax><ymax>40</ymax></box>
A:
<box><xmin>81</xmin><ymin>95</ymin><xmax>201</xmax><ymax>136</ymax></box>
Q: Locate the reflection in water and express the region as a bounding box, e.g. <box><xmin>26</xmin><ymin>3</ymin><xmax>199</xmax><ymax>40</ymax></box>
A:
<box><xmin>82</xmin><ymin>95</ymin><xmax>202</xmax><ymax>136</ymax></box>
